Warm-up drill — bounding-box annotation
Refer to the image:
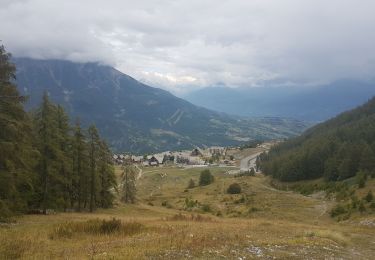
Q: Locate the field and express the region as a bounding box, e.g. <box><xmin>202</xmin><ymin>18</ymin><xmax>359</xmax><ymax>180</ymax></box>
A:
<box><xmin>1</xmin><ymin>165</ymin><xmax>375</xmax><ymax>259</ymax></box>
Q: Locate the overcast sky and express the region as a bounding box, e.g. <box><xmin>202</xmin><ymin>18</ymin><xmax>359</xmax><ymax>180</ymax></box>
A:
<box><xmin>1</xmin><ymin>0</ymin><xmax>375</xmax><ymax>94</ymax></box>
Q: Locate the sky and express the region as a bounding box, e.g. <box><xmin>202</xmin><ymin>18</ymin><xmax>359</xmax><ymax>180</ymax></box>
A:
<box><xmin>1</xmin><ymin>0</ymin><xmax>375</xmax><ymax>95</ymax></box>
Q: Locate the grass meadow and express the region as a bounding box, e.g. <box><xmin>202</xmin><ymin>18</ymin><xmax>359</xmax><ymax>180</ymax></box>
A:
<box><xmin>1</xmin><ymin>164</ymin><xmax>374</xmax><ymax>259</ymax></box>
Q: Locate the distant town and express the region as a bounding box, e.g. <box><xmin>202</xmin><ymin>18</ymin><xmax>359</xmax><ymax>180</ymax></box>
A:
<box><xmin>112</xmin><ymin>142</ymin><xmax>277</xmax><ymax>170</ymax></box>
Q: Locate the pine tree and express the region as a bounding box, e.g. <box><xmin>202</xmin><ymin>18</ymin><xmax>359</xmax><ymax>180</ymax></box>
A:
<box><xmin>72</xmin><ymin>119</ymin><xmax>87</xmax><ymax>211</ymax></box>
<box><xmin>97</xmin><ymin>140</ymin><xmax>116</xmax><ymax>208</ymax></box>
<box><xmin>88</xmin><ymin>125</ymin><xmax>100</xmax><ymax>212</ymax></box>
<box><xmin>33</xmin><ymin>92</ymin><xmax>60</xmax><ymax>214</ymax></box>
<box><xmin>55</xmin><ymin>105</ymin><xmax>72</xmax><ymax>211</ymax></box>
<box><xmin>121</xmin><ymin>165</ymin><xmax>137</xmax><ymax>203</ymax></box>
<box><xmin>0</xmin><ymin>45</ymin><xmax>36</xmax><ymax>219</ymax></box>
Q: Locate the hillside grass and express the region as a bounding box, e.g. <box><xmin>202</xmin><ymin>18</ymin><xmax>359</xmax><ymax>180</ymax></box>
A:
<box><xmin>1</xmin><ymin>165</ymin><xmax>374</xmax><ymax>259</ymax></box>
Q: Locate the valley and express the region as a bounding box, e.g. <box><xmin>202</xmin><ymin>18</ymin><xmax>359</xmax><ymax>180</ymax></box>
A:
<box><xmin>2</xmin><ymin>1</ymin><xmax>375</xmax><ymax>259</ymax></box>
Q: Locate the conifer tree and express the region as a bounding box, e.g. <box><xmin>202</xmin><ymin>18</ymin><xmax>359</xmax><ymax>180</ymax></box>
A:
<box><xmin>121</xmin><ymin>164</ymin><xmax>137</xmax><ymax>203</ymax></box>
<box><xmin>56</xmin><ymin>105</ymin><xmax>72</xmax><ymax>211</ymax></box>
<box><xmin>33</xmin><ymin>92</ymin><xmax>60</xmax><ymax>214</ymax></box>
<box><xmin>97</xmin><ymin>140</ymin><xmax>116</xmax><ymax>208</ymax></box>
<box><xmin>0</xmin><ymin>45</ymin><xmax>36</xmax><ymax>218</ymax></box>
<box><xmin>72</xmin><ymin>119</ymin><xmax>87</xmax><ymax>211</ymax></box>
<box><xmin>88</xmin><ymin>125</ymin><xmax>100</xmax><ymax>212</ymax></box>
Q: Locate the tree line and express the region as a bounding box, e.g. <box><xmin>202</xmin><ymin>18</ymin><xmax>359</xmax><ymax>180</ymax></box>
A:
<box><xmin>259</xmin><ymin>96</ymin><xmax>375</xmax><ymax>182</ymax></box>
<box><xmin>0</xmin><ymin>45</ymin><xmax>117</xmax><ymax>220</ymax></box>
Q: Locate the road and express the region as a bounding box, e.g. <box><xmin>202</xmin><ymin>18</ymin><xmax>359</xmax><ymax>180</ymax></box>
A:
<box><xmin>240</xmin><ymin>152</ymin><xmax>262</xmax><ymax>172</ymax></box>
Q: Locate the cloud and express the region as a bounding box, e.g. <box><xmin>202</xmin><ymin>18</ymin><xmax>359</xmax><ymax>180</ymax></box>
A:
<box><xmin>1</xmin><ymin>0</ymin><xmax>375</xmax><ymax>93</ymax></box>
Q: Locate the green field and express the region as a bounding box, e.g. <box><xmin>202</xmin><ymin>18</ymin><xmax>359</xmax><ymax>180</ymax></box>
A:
<box><xmin>1</xmin><ymin>165</ymin><xmax>374</xmax><ymax>259</ymax></box>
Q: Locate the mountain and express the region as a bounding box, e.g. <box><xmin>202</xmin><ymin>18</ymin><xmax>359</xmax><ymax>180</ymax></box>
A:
<box><xmin>14</xmin><ymin>58</ymin><xmax>308</xmax><ymax>153</ymax></box>
<box><xmin>184</xmin><ymin>81</ymin><xmax>375</xmax><ymax>122</ymax></box>
<box><xmin>259</xmin><ymin>96</ymin><xmax>375</xmax><ymax>182</ymax></box>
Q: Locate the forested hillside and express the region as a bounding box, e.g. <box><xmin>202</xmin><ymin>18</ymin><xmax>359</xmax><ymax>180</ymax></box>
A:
<box><xmin>0</xmin><ymin>46</ymin><xmax>116</xmax><ymax>220</ymax></box>
<box><xmin>259</xmin><ymin>97</ymin><xmax>375</xmax><ymax>182</ymax></box>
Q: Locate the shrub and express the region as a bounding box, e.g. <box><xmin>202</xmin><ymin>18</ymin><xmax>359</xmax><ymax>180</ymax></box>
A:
<box><xmin>184</xmin><ymin>198</ymin><xmax>198</xmax><ymax>209</ymax></box>
<box><xmin>161</xmin><ymin>201</ymin><xmax>172</xmax><ymax>208</ymax></box>
<box><xmin>248</xmin><ymin>207</ymin><xmax>259</xmax><ymax>213</ymax></box>
<box><xmin>201</xmin><ymin>204</ymin><xmax>211</xmax><ymax>212</ymax></box>
<box><xmin>330</xmin><ymin>204</ymin><xmax>348</xmax><ymax>218</ymax></box>
<box><xmin>358</xmin><ymin>201</ymin><xmax>366</xmax><ymax>213</ymax></box>
<box><xmin>0</xmin><ymin>201</ymin><xmax>12</xmax><ymax>223</ymax></box>
<box><xmin>227</xmin><ymin>183</ymin><xmax>241</xmax><ymax>194</ymax></box>
<box><xmin>356</xmin><ymin>171</ymin><xmax>366</xmax><ymax>188</ymax></box>
<box><xmin>364</xmin><ymin>190</ymin><xmax>373</xmax><ymax>202</ymax></box>
<box><xmin>199</xmin><ymin>170</ymin><xmax>214</xmax><ymax>186</ymax></box>
<box><xmin>350</xmin><ymin>195</ymin><xmax>359</xmax><ymax>209</ymax></box>
<box><xmin>187</xmin><ymin>179</ymin><xmax>195</xmax><ymax>189</ymax></box>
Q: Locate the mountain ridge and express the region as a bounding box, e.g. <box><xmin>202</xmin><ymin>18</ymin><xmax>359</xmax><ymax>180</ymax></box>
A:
<box><xmin>184</xmin><ymin>81</ymin><xmax>375</xmax><ymax>122</ymax></box>
<box><xmin>14</xmin><ymin>57</ymin><xmax>308</xmax><ymax>153</ymax></box>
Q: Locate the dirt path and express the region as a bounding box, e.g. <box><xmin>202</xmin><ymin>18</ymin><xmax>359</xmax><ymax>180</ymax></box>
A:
<box><xmin>135</xmin><ymin>164</ymin><xmax>143</xmax><ymax>180</ymax></box>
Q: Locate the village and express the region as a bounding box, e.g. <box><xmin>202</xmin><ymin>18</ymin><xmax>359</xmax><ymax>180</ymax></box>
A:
<box><xmin>112</xmin><ymin>142</ymin><xmax>276</xmax><ymax>170</ymax></box>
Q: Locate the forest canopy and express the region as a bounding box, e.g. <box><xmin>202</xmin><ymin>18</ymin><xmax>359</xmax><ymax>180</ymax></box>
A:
<box><xmin>259</xmin><ymin>96</ymin><xmax>375</xmax><ymax>182</ymax></box>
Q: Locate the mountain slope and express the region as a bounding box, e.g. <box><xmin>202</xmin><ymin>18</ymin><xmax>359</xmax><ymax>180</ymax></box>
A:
<box><xmin>184</xmin><ymin>82</ymin><xmax>375</xmax><ymax>122</ymax></box>
<box><xmin>14</xmin><ymin>58</ymin><xmax>308</xmax><ymax>153</ymax></box>
<box><xmin>259</xmin><ymin>96</ymin><xmax>375</xmax><ymax>181</ymax></box>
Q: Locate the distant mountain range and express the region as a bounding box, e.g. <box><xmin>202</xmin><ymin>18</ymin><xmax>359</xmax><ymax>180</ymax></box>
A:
<box><xmin>184</xmin><ymin>81</ymin><xmax>375</xmax><ymax>122</ymax></box>
<box><xmin>14</xmin><ymin>58</ymin><xmax>308</xmax><ymax>153</ymax></box>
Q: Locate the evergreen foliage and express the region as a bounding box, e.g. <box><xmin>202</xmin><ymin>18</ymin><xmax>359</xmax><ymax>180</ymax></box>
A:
<box><xmin>121</xmin><ymin>165</ymin><xmax>137</xmax><ymax>204</ymax></box>
<box><xmin>199</xmin><ymin>169</ymin><xmax>214</xmax><ymax>186</ymax></box>
<box><xmin>259</xmin><ymin>97</ymin><xmax>375</xmax><ymax>182</ymax></box>
<box><xmin>0</xmin><ymin>45</ymin><xmax>116</xmax><ymax>219</ymax></box>
<box><xmin>187</xmin><ymin>178</ymin><xmax>195</xmax><ymax>189</ymax></box>
<box><xmin>0</xmin><ymin>45</ymin><xmax>37</xmax><ymax>219</ymax></box>
<box><xmin>227</xmin><ymin>183</ymin><xmax>241</xmax><ymax>194</ymax></box>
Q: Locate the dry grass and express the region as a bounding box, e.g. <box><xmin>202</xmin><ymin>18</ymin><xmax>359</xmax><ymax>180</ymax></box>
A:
<box><xmin>49</xmin><ymin>218</ymin><xmax>144</xmax><ymax>239</ymax></box>
<box><xmin>0</xmin><ymin>165</ymin><xmax>374</xmax><ymax>259</ymax></box>
<box><xmin>164</xmin><ymin>213</ymin><xmax>215</xmax><ymax>222</ymax></box>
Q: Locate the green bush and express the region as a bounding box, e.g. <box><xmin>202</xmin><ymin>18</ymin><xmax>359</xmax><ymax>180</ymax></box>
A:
<box><xmin>356</xmin><ymin>171</ymin><xmax>366</xmax><ymax>188</ymax></box>
<box><xmin>330</xmin><ymin>204</ymin><xmax>348</xmax><ymax>218</ymax></box>
<box><xmin>199</xmin><ymin>170</ymin><xmax>214</xmax><ymax>186</ymax></box>
<box><xmin>184</xmin><ymin>197</ymin><xmax>199</xmax><ymax>210</ymax></box>
<box><xmin>201</xmin><ymin>204</ymin><xmax>211</xmax><ymax>212</ymax></box>
<box><xmin>227</xmin><ymin>183</ymin><xmax>241</xmax><ymax>194</ymax></box>
<box><xmin>350</xmin><ymin>195</ymin><xmax>359</xmax><ymax>209</ymax></box>
<box><xmin>0</xmin><ymin>200</ymin><xmax>13</xmax><ymax>223</ymax></box>
<box><xmin>161</xmin><ymin>201</ymin><xmax>172</xmax><ymax>208</ymax></box>
<box><xmin>187</xmin><ymin>179</ymin><xmax>195</xmax><ymax>189</ymax></box>
<box><xmin>364</xmin><ymin>190</ymin><xmax>373</xmax><ymax>202</ymax></box>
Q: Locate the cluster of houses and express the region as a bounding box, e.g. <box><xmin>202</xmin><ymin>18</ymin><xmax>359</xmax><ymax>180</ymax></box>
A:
<box><xmin>113</xmin><ymin>146</ymin><xmax>231</xmax><ymax>167</ymax></box>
